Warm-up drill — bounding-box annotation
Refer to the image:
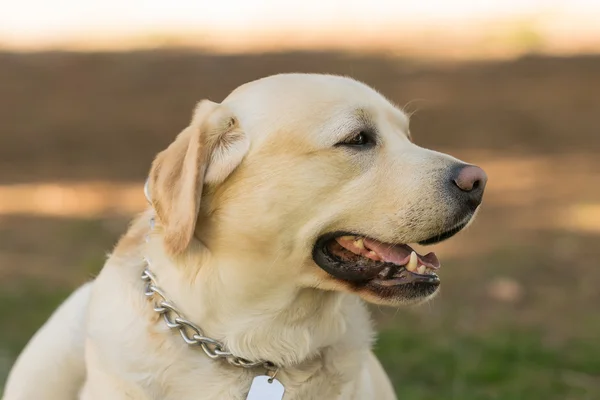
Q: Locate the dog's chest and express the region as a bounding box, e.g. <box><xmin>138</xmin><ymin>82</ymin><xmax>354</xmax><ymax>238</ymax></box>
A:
<box><xmin>152</xmin><ymin>359</ymin><xmax>350</xmax><ymax>400</ymax></box>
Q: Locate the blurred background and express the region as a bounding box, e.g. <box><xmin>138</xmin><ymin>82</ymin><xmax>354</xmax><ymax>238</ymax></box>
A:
<box><xmin>1</xmin><ymin>1</ymin><xmax>599</xmax><ymax>398</ymax></box>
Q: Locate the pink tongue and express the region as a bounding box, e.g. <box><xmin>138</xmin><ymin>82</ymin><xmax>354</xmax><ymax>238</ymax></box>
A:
<box><xmin>362</xmin><ymin>238</ymin><xmax>440</xmax><ymax>269</ymax></box>
<box><xmin>362</xmin><ymin>238</ymin><xmax>412</xmax><ymax>264</ymax></box>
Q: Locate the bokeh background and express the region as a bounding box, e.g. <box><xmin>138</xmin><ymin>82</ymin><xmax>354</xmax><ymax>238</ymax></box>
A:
<box><xmin>1</xmin><ymin>1</ymin><xmax>599</xmax><ymax>398</ymax></box>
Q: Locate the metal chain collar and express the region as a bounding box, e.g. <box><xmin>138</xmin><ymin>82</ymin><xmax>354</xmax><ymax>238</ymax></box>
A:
<box><xmin>141</xmin><ymin>181</ymin><xmax>278</xmax><ymax>373</ymax></box>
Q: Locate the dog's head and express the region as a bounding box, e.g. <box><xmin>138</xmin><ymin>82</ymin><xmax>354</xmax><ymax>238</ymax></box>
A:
<box><xmin>147</xmin><ymin>74</ymin><xmax>487</xmax><ymax>307</ymax></box>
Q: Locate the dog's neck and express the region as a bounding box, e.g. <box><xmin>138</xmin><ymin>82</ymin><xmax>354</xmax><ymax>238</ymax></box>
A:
<box><xmin>144</xmin><ymin>223</ymin><xmax>373</xmax><ymax>370</ymax></box>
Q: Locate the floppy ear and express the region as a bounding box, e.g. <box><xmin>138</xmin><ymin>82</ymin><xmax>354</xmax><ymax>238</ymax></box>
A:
<box><xmin>148</xmin><ymin>100</ymin><xmax>249</xmax><ymax>256</ymax></box>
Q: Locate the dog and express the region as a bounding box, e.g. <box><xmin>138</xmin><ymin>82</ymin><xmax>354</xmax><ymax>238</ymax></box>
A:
<box><xmin>3</xmin><ymin>73</ymin><xmax>487</xmax><ymax>399</ymax></box>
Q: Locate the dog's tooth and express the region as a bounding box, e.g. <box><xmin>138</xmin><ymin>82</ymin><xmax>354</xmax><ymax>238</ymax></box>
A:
<box><xmin>354</xmin><ymin>238</ymin><xmax>365</xmax><ymax>249</ymax></box>
<box><xmin>417</xmin><ymin>265</ymin><xmax>426</xmax><ymax>274</ymax></box>
<box><xmin>406</xmin><ymin>251</ymin><xmax>418</xmax><ymax>272</ymax></box>
<box><xmin>338</xmin><ymin>236</ymin><xmax>354</xmax><ymax>241</ymax></box>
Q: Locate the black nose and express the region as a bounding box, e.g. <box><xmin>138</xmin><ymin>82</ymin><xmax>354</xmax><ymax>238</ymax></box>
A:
<box><xmin>449</xmin><ymin>164</ymin><xmax>488</xmax><ymax>208</ymax></box>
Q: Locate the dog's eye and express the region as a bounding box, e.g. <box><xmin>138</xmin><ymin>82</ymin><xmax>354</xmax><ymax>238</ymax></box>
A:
<box><xmin>337</xmin><ymin>131</ymin><xmax>373</xmax><ymax>148</ymax></box>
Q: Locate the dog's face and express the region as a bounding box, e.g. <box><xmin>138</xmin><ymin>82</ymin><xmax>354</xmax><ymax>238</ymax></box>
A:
<box><xmin>148</xmin><ymin>74</ymin><xmax>487</xmax><ymax>307</ymax></box>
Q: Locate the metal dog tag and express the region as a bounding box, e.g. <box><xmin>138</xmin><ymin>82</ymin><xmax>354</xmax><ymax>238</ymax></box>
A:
<box><xmin>246</xmin><ymin>375</ymin><xmax>285</xmax><ymax>400</ymax></box>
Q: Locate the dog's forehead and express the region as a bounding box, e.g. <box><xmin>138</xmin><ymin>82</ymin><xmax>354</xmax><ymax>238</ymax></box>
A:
<box><xmin>223</xmin><ymin>74</ymin><xmax>408</xmax><ymax>145</ymax></box>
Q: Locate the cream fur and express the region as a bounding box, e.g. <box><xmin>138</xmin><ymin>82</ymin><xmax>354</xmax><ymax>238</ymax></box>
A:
<box><xmin>3</xmin><ymin>73</ymin><xmax>479</xmax><ymax>400</ymax></box>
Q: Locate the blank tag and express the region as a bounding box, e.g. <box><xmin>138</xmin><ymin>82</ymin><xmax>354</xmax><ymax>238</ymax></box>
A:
<box><xmin>246</xmin><ymin>375</ymin><xmax>285</xmax><ymax>400</ymax></box>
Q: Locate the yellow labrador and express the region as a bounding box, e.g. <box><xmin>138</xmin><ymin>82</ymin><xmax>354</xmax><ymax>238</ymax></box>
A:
<box><xmin>4</xmin><ymin>74</ymin><xmax>487</xmax><ymax>400</ymax></box>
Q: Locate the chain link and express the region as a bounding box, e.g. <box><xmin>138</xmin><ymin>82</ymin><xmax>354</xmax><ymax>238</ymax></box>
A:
<box><xmin>141</xmin><ymin>268</ymin><xmax>277</xmax><ymax>372</ymax></box>
<box><xmin>142</xmin><ymin>182</ymin><xmax>278</xmax><ymax>373</ymax></box>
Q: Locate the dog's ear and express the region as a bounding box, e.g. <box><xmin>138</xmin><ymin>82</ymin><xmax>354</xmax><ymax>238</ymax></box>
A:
<box><xmin>148</xmin><ymin>100</ymin><xmax>249</xmax><ymax>256</ymax></box>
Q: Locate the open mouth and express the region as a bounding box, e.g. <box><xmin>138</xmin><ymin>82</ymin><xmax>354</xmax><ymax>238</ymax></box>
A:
<box><xmin>312</xmin><ymin>224</ymin><xmax>467</xmax><ymax>301</ymax></box>
<box><xmin>315</xmin><ymin>234</ymin><xmax>440</xmax><ymax>284</ymax></box>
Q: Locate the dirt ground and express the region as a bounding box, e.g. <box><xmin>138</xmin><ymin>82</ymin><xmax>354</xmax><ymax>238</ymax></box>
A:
<box><xmin>0</xmin><ymin>50</ymin><xmax>599</xmax><ymax>398</ymax></box>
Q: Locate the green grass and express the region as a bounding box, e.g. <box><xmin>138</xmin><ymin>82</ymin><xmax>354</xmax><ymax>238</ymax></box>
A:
<box><xmin>375</xmin><ymin>327</ymin><xmax>600</xmax><ymax>399</ymax></box>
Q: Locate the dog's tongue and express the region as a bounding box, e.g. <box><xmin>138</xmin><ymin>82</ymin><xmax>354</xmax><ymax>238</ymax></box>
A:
<box><xmin>362</xmin><ymin>238</ymin><xmax>440</xmax><ymax>269</ymax></box>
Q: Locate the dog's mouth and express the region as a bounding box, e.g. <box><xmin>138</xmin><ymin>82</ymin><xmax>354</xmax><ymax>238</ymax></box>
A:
<box><xmin>312</xmin><ymin>225</ymin><xmax>467</xmax><ymax>301</ymax></box>
<box><xmin>314</xmin><ymin>234</ymin><xmax>440</xmax><ymax>284</ymax></box>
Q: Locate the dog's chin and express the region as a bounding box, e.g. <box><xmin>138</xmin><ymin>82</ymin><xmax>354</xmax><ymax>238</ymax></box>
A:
<box><xmin>311</xmin><ymin>222</ymin><xmax>469</xmax><ymax>306</ymax></box>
